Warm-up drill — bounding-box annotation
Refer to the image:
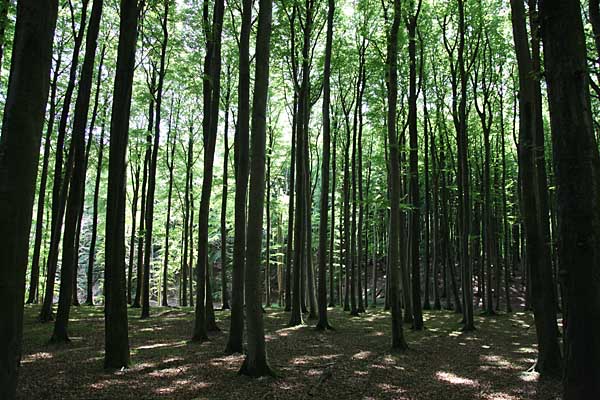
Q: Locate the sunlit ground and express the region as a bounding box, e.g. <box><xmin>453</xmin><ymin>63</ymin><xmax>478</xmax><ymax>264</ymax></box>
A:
<box><xmin>18</xmin><ymin>303</ymin><xmax>561</xmax><ymax>399</ymax></box>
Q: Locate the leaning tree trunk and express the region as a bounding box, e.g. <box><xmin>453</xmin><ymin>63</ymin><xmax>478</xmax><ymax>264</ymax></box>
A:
<box><xmin>27</xmin><ymin>47</ymin><xmax>63</xmax><ymax>305</ymax></box>
<box><xmin>40</xmin><ymin>0</ymin><xmax>89</xmax><ymax>323</ymax></box>
<box><xmin>0</xmin><ymin>0</ymin><xmax>57</xmax><ymax>396</ymax></box>
<box><xmin>52</xmin><ymin>0</ymin><xmax>104</xmax><ymax>343</ymax></box>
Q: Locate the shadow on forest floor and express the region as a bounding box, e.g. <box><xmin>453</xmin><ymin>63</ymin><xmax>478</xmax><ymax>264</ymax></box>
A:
<box><xmin>17</xmin><ymin>304</ymin><xmax>561</xmax><ymax>399</ymax></box>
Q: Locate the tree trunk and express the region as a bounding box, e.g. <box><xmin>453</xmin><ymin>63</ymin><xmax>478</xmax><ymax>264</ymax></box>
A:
<box><xmin>193</xmin><ymin>0</ymin><xmax>224</xmax><ymax>341</ymax></box>
<box><xmin>104</xmin><ymin>0</ymin><xmax>141</xmax><ymax>369</ymax></box>
<box><xmin>386</xmin><ymin>0</ymin><xmax>408</xmax><ymax>351</ymax></box>
<box><xmin>239</xmin><ymin>0</ymin><xmax>273</xmax><ymax>375</ymax></box>
<box><xmin>40</xmin><ymin>0</ymin><xmax>89</xmax><ymax>323</ymax></box>
<box><xmin>85</xmin><ymin>43</ymin><xmax>106</xmax><ymax>306</ymax></box>
<box><xmin>407</xmin><ymin>2</ymin><xmax>423</xmax><ymax>329</ymax></box>
<box><xmin>51</xmin><ymin>0</ymin><xmax>103</xmax><ymax>342</ymax></box>
<box><xmin>220</xmin><ymin>65</ymin><xmax>232</xmax><ymax>310</ymax></box>
<box><xmin>539</xmin><ymin>0</ymin><xmax>600</xmax><ymax>395</ymax></box>
<box><xmin>0</xmin><ymin>0</ymin><xmax>57</xmax><ymax>395</ymax></box>
<box><xmin>510</xmin><ymin>0</ymin><xmax>562</xmax><ymax>376</ymax></box>
<box><xmin>27</xmin><ymin>45</ymin><xmax>63</xmax><ymax>305</ymax></box>
<box><xmin>141</xmin><ymin>0</ymin><xmax>169</xmax><ymax>320</ymax></box>
<box><xmin>225</xmin><ymin>0</ymin><xmax>251</xmax><ymax>354</ymax></box>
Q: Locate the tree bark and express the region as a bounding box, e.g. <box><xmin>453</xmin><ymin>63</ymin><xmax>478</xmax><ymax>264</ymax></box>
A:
<box><xmin>225</xmin><ymin>0</ymin><xmax>251</xmax><ymax>354</ymax></box>
<box><xmin>239</xmin><ymin>0</ymin><xmax>274</xmax><ymax>376</ymax></box>
<box><xmin>0</xmin><ymin>0</ymin><xmax>57</xmax><ymax>395</ymax></box>
<box><xmin>386</xmin><ymin>0</ymin><xmax>408</xmax><ymax>351</ymax></box>
<box><xmin>539</xmin><ymin>0</ymin><xmax>600</xmax><ymax>395</ymax></box>
<box><xmin>104</xmin><ymin>0</ymin><xmax>142</xmax><ymax>369</ymax></box>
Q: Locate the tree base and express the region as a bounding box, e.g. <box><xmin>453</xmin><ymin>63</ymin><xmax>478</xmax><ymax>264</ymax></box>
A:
<box><xmin>350</xmin><ymin>310</ymin><xmax>360</xmax><ymax>317</ymax></box>
<box><xmin>224</xmin><ymin>342</ymin><xmax>244</xmax><ymax>355</ymax></box>
<box><xmin>191</xmin><ymin>333</ymin><xmax>209</xmax><ymax>343</ymax></box>
<box><xmin>221</xmin><ymin>303</ymin><xmax>231</xmax><ymax>310</ymax></box>
<box><xmin>38</xmin><ymin>311</ymin><xmax>54</xmax><ymax>323</ymax></box>
<box><xmin>423</xmin><ymin>302</ymin><xmax>431</xmax><ymax>310</ymax></box>
<box><xmin>315</xmin><ymin>322</ymin><xmax>334</xmax><ymax>331</ymax></box>
<box><xmin>238</xmin><ymin>357</ymin><xmax>277</xmax><ymax>378</ymax></box>
<box><xmin>391</xmin><ymin>342</ymin><xmax>409</xmax><ymax>353</ymax></box>
<box><xmin>49</xmin><ymin>333</ymin><xmax>71</xmax><ymax>344</ymax></box>
<box><xmin>461</xmin><ymin>323</ymin><xmax>476</xmax><ymax>332</ymax></box>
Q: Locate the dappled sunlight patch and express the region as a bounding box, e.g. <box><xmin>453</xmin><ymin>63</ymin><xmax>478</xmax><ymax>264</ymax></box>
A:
<box><xmin>480</xmin><ymin>355</ymin><xmax>516</xmax><ymax>370</ymax></box>
<box><xmin>352</xmin><ymin>350</ymin><xmax>374</xmax><ymax>360</ymax></box>
<box><xmin>354</xmin><ymin>370</ymin><xmax>368</xmax><ymax>376</ymax></box>
<box><xmin>514</xmin><ymin>346</ymin><xmax>536</xmax><ymax>354</ymax></box>
<box><xmin>170</xmin><ymin>379</ymin><xmax>212</xmax><ymax>390</ymax></box>
<box><xmin>136</xmin><ymin>340</ymin><xmax>186</xmax><ymax>350</ymax></box>
<box><xmin>376</xmin><ymin>383</ymin><xmax>407</xmax><ymax>395</ymax></box>
<box><xmin>148</xmin><ymin>365</ymin><xmax>189</xmax><ymax>378</ymax></box>
<box><xmin>435</xmin><ymin>371</ymin><xmax>479</xmax><ymax>387</ymax></box>
<box><xmin>89</xmin><ymin>378</ymin><xmax>127</xmax><ymax>390</ymax></box>
<box><xmin>367</xmin><ymin>331</ymin><xmax>385</xmax><ymax>337</ymax></box>
<box><xmin>128</xmin><ymin>362</ymin><xmax>157</xmax><ymax>372</ymax></box>
<box><xmin>288</xmin><ymin>354</ymin><xmax>341</xmax><ymax>366</ymax></box>
<box><xmin>483</xmin><ymin>392</ymin><xmax>520</xmax><ymax>400</ymax></box>
<box><xmin>518</xmin><ymin>371</ymin><xmax>539</xmax><ymax>382</ymax></box>
<box><xmin>21</xmin><ymin>352</ymin><xmax>53</xmax><ymax>364</ymax></box>
<box><xmin>275</xmin><ymin>324</ymin><xmax>306</xmax><ymax>337</ymax></box>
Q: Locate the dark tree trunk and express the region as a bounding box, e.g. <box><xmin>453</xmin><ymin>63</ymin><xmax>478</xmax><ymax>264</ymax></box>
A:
<box><xmin>0</xmin><ymin>0</ymin><xmax>57</xmax><ymax>395</ymax></box>
<box><xmin>132</xmin><ymin>75</ymin><xmax>153</xmax><ymax>309</ymax></box>
<box><xmin>220</xmin><ymin>65</ymin><xmax>232</xmax><ymax>310</ymax></box>
<box><xmin>239</xmin><ymin>0</ymin><xmax>274</xmax><ymax>376</ymax></box>
<box><xmin>316</xmin><ymin>0</ymin><xmax>334</xmax><ymax>331</ymax></box>
<box><xmin>328</xmin><ymin>122</ymin><xmax>337</xmax><ymax>307</ymax></box>
<box><xmin>225</xmin><ymin>0</ymin><xmax>251</xmax><ymax>354</ymax></box>
<box><xmin>539</xmin><ymin>0</ymin><xmax>600</xmax><ymax>396</ymax></box>
<box><xmin>104</xmin><ymin>0</ymin><xmax>142</xmax><ymax>369</ymax></box>
<box><xmin>40</xmin><ymin>0</ymin><xmax>89</xmax><ymax>323</ymax></box>
<box><xmin>386</xmin><ymin>0</ymin><xmax>408</xmax><ymax>351</ymax></box>
<box><xmin>510</xmin><ymin>0</ymin><xmax>562</xmax><ymax>377</ymax></box>
<box><xmin>193</xmin><ymin>0</ymin><xmax>224</xmax><ymax>341</ymax></box>
<box><xmin>162</xmin><ymin>99</ymin><xmax>178</xmax><ymax>307</ymax></box>
<box><xmin>84</xmin><ymin>43</ymin><xmax>106</xmax><ymax>306</ymax></box>
<box><xmin>27</xmin><ymin>45</ymin><xmax>63</xmax><ymax>305</ymax></box>
<box><xmin>284</xmin><ymin>94</ymin><xmax>297</xmax><ymax>312</ymax></box>
<box><xmin>141</xmin><ymin>0</ymin><xmax>169</xmax><ymax>320</ymax></box>
<box><xmin>51</xmin><ymin>0</ymin><xmax>104</xmax><ymax>342</ymax></box>
<box><xmin>407</xmin><ymin>1</ymin><xmax>423</xmax><ymax>329</ymax></box>
<box><xmin>87</xmin><ymin>115</ymin><xmax>106</xmax><ymax>306</ymax></box>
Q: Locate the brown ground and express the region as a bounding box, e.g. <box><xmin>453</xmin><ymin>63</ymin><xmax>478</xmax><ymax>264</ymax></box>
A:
<box><xmin>17</xmin><ymin>304</ymin><xmax>561</xmax><ymax>399</ymax></box>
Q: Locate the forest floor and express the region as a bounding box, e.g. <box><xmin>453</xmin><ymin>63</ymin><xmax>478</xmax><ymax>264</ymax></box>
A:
<box><xmin>18</xmin><ymin>303</ymin><xmax>561</xmax><ymax>400</ymax></box>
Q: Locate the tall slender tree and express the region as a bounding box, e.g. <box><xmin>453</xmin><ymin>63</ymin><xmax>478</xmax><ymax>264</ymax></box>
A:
<box><xmin>104</xmin><ymin>0</ymin><xmax>144</xmax><ymax>369</ymax></box>
<box><xmin>239</xmin><ymin>0</ymin><xmax>274</xmax><ymax>376</ymax></box>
